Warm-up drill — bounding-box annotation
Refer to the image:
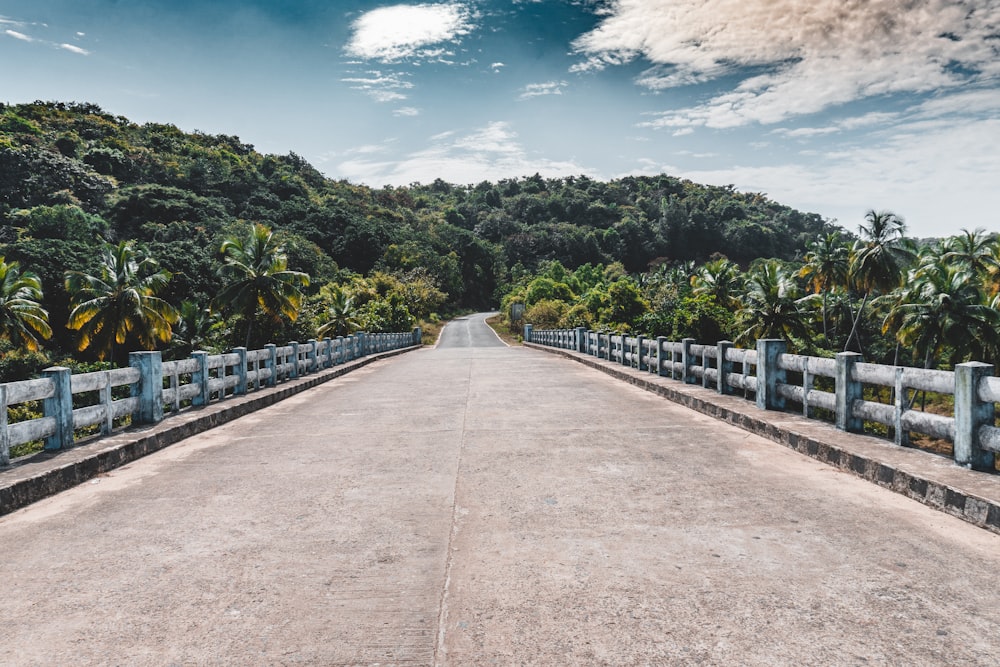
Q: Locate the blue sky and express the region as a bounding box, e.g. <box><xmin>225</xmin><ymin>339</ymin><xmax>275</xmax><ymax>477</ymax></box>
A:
<box><xmin>2</xmin><ymin>1</ymin><xmax>999</xmax><ymax>238</ymax></box>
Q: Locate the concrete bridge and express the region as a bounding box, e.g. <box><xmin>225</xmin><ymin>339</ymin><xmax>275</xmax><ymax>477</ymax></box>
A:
<box><xmin>2</xmin><ymin>313</ymin><xmax>1000</xmax><ymax>665</ymax></box>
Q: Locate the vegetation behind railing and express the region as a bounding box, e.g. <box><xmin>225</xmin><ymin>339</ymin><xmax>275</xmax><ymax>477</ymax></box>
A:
<box><xmin>0</xmin><ymin>329</ymin><xmax>421</xmax><ymax>466</ymax></box>
<box><xmin>526</xmin><ymin>325</ymin><xmax>997</xmax><ymax>472</ymax></box>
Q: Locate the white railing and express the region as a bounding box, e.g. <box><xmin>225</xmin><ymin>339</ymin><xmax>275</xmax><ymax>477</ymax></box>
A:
<box><xmin>525</xmin><ymin>324</ymin><xmax>998</xmax><ymax>472</ymax></box>
<box><xmin>0</xmin><ymin>329</ymin><xmax>422</xmax><ymax>466</ymax></box>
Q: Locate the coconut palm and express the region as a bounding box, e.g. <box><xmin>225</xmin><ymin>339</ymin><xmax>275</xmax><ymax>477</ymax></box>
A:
<box><xmin>0</xmin><ymin>257</ymin><xmax>51</xmax><ymax>352</ymax></box>
<box><xmin>881</xmin><ymin>255</ymin><xmax>1000</xmax><ymax>369</ymax></box>
<box><xmin>65</xmin><ymin>242</ymin><xmax>178</xmax><ymax>362</ymax></box>
<box><xmin>844</xmin><ymin>210</ymin><xmax>914</xmax><ymax>353</ymax></box>
<box><xmin>316</xmin><ymin>285</ymin><xmax>361</xmax><ymax>338</ymax></box>
<box><xmin>736</xmin><ymin>260</ymin><xmax>809</xmax><ymax>344</ymax></box>
<box><xmin>170</xmin><ymin>299</ymin><xmax>221</xmax><ymax>357</ymax></box>
<box><xmin>691</xmin><ymin>257</ymin><xmax>743</xmax><ymax>309</ymax></box>
<box><xmin>798</xmin><ymin>232</ymin><xmax>850</xmax><ymax>343</ymax></box>
<box><xmin>944</xmin><ymin>228</ymin><xmax>999</xmax><ymax>277</ymax></box>
<box><xmin>213</xmin><ymin>223</ymin><xmax>309</xmax><ymax>347</ymax></box>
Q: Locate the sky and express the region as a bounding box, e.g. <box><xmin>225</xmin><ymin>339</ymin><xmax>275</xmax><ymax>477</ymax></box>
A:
<box><xmin>2</xmin><ymin>0</ymin><xmax>999</xmax><ymax>238</ymax></box>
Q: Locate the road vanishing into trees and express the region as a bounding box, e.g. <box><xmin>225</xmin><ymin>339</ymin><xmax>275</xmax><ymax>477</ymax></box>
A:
<box><xmin>2</xmin><ymin>315</ymin><xmax>1000</xmax><ymax>665</ymax></box>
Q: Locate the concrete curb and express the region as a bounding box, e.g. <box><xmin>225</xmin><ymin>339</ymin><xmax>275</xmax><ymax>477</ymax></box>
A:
<box><xmin>525</xmin><ymin>342</ymin><xmax>1000</xmax><ymax>535</ymax></box>
<box><xmin>0</xmin><ymin>346</ymin><xmax>423</xmax><ymax>517</ymax></box>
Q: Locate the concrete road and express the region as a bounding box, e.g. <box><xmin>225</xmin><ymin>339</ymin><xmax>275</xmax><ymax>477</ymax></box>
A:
<box><xmin>435</xmin><ymin>312</ymin><xmax>506</xmax><ymax>349</ymax></box>
<box><xmin>2</xmin><ymin>317</ymin><xmax>1000</xmax><ymax>665</ymax></box>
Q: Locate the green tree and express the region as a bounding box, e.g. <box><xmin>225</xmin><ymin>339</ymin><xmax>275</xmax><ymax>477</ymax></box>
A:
<box><xmin>845</xmin><ymin>210</ymin><xmax>913</xmax><ymax>353</ymax></box>
<box><xmin>736</xmin><ymin>260</ymin><xmax>808</xmax><ymax>345</ymax></box>
<box><xmin>690</xmin><ymin>257</ymin><xmax>743</xmax><ymax>309</ymax></box>
<box><xmin>0</xmin><ymin>257</ymin><xmax>52</xmax><ymax>351</ymax></box>
<box><xmin>213</xmin><ymin>223</ymin><xmax>310</xmax><ymax>348</ymax></box>
<box><xmin>316</xmin><ymin>284</ymin><xmax>361</xmax><ymax>338</ymax></box>
<box><xmin>65</xmin><ymin>242</ymin><xmax>178</xmax><ymax>362</ymax></box>
<box><xmin>798</xmin><ymin>232</ymin><xmax>850</xmax><ymax>343</ymax></box>
<box><xmin>881</xmin><ymin>253</ymin><xmax>1000</xmax><ymax>368</ymax></box>
<box><xmin>169</xmin><ymin>299</ymin><xmax>221</xmax><ymax>358</ymax></box>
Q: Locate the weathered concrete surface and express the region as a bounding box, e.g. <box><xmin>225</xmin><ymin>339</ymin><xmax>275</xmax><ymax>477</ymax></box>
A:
<box><xmin>2</xmin><ymin>317</ymin><xmax>1000</xmax><ymax>665</ymax></box>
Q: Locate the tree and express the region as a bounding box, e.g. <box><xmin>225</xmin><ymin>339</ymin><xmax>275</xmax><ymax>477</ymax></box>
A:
<box><xmin>690</xmin><ymin>257</ymin><xmax>743</xmax><ymax>309</ymax></box>
<box><xmin>844</xmin><ymin>210</ymin><xmax>913</xmax><ymax>353</ymax></box>
<box><xmin>213</xmin><ymin>223</ymin><xmax>309</xmax><ymax>347</ymax></box>
<box><xmin>316</xmin><ymin>285</ymin><xmax>361</xmax><ymax>338</ymax></box>
<box><xmin>798</xmin><ymin>232</ymin><xmax>850</xmax><ymax>343</ymax></box>
<box><xmin>169</xmin><ymin>299</ymin><xmax>221</xmax><ymax>358</ymax></box>
<box><xmin>65</xmin><ymin>242</ymin><xmax>178</xmax><ymax>362</ymax></box>
<box><xmin>0</xmin><ymin>257</ymin><xmax>51</xmax><ymax>351</ymax></box>
<box><xmin>736</xmin><ymin>260</ymin><xmax>809</xmax><ymax>345</ymax></box>
<box><xmin>881</xmin><ymin>251</ymin><xmax>1000</xmax><ymax>369</ymax></box>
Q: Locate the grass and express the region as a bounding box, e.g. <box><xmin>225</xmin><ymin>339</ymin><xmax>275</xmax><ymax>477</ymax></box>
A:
<box><xmin>486</xmin><ymin>314</ymin><xmax>522</xmax><ymax>346</ymax></box>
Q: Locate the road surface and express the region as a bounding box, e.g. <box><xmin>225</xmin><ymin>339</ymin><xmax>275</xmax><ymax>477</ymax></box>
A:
<box><xmin>1</xmin><ymin>314</ymin><xmax>999</xmax><ymax>665</ymax></box>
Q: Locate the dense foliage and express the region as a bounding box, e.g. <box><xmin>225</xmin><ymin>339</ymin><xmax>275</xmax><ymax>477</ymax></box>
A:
<box><xmin>501</xmin><ymin>221</ymin><xmax>1000</xmax><ymax>371</ymax></box>
<box><xmin>0</xmin><ymin>101</ymin><xmax>834</xmax><ymax>379</ymax></box>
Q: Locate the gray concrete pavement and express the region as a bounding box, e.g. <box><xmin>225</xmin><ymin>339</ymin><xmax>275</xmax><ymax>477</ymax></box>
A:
<box><xmin>435</xmin><ymin>312</ymin><xmax>506</xmax><ymax>349</ymax></box>
<box><xmin>2</xmin><ymin>328</ymin><xmax>1000</xmax><ymax>665</ymax></box>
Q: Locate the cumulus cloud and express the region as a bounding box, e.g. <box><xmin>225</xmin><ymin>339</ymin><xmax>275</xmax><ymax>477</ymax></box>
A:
<box><xmin>394</xmin><ymin>106</ymin><xmax>421</xmax><ymax>117</ymax></box>
<box><xmin>574</xmin><ymin>0</ymin><xmax>1000</xmax><ymax>128</ymax></box>
<box><xmin>345</xmin><ymin>3</ymin><xmax>474</xmax><ymax>62</ymax></box>
<box><xmin>335</xmin><ymin>121</ymin><xmax>593</xmax><ymax>186</ymax></box>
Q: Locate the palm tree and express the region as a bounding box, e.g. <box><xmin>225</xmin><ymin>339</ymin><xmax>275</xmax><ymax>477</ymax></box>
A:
<box><xmin>65</xmin><ymin>242</ymin><xmax>178</xmax><ymax>362</ymax></box>
<box><xmin>844</xmin><ymin>210</ymin><xmax>914</xmax><ymax>353</ymax></box>
<box><xmin>944</xmin><ymin>228</ymin><xmax>999</xmax><ymax>277</ymax></box>
<box><xmin>691</xmin><ymin>258</ymin><xmax>743</xmax><ymax>309</ymax></box>
<box><xmin>881</xmin><ymin>256</ymin><xmax>1000</xmax><ymax>369</ymax></box>
<box><xmin>213</xmin><ymin>223</ymin><xmax>309</xmax><ymax>347</ymax></box>
<box><xmin>0</xmin><ymin>257</ymin><xmax>52</xmax><ymax>351</ymax></box>
<box><xmin>798</xmin><ymin>232</ymin><xmax>849</xmax><ymax>343</ymax></box>
<box><xmin>317</xmin><ymin>285</ymin><xmax>360</xmax><ymax>338</ymax></box>
<box><xmin>170</xmin><ymin>299</ymin><xmax>221</xmax><ymax>358</ymax></box>
<box><xmin>736</xmin><ymin>260</ymin><xmax>809</xmax><ymax>345</ymax></box>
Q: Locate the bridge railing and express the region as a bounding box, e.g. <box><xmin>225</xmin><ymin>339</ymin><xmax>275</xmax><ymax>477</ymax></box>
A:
<box><xmin>0</xmin><ymin>328</ymin><xmax>422</xmax><ymax>466</ymax></box>
<box><xmin>525</xmin><ymin>325</ymin><xmax>997</xmax><ymax>472</ymax></box>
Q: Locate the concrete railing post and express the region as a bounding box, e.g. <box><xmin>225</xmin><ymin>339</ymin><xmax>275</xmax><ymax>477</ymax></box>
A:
<box><xmin>335</xmin><ymin>337</ymin><xmax>344</xmax><ymax>364</ymax></box>
<box><xmin>357</xmin><ymin>332</ymin><xmax>366</xmax><ymax>358</ymax></box>
<box><xmin>192</xmin><ymin>351</ymin><xmax>210</xmax><ymax>406</ymax></box>
<box><xmin>954</xmin><ymin>362</ymin><xmax>996</xmax><ymax>471</ymax></box>
<box><xmin>234</xmin><ymin>347</ymin><xmax>248</xmax><ymax>395</ymax></box>
<box><xmin>413</xmin><ymin>327</ymin><xmax>422</xmax><ymax>346</ymax></box>
<box><xmin>265</xmin><ymin>344</ymin><xmax>277</xmax><ymax>386</ymax></box>
<box><xmin>524</xmin><ymin>324</ymin><xmax>533</xmax><ymax>343</ymax></box>
<box><xmin>681</xmin><ymin>338</ymin><xmax>696</xmax><ymax>384</ymax></box>
<box><xmin>42</xmin><ymin>367</ymin><xmax>73</xmax><ymax>450</ymax></box>
<box><xmin>836</xmin><ymin>352</ymin><xmax>863</xmax><ymax>432</ymax></box>
<box><xmin>289</xmin><ymin>342</ymin><xmax>300</xmax><ymax>379</ymax></box>
<box><xmin>636</xmin><ymin>335</ymin><xmax>645</xmax><ymax>371</ymax></box>
<box><xmin>756</xmin><ymin>339</ymin><xmax>787</xmax><ymax>411</ymax></box>
<box><xmin>717</xmin><ymin>341</ymin><xmax>734</xmax><ymax>395</ymax></box>
<box><xmin>129</xmin><ymin>351</ymin><xmax>163</xmax><ymax>424</ymax></box>
<box><xmin>307</xmin><ymin>339</ymin><xmax>319</xmax><ymax>373</ymax></box>
<box><xmin>619</xmin><ymin>333</ymin><xmax>629</xmax><ymax>366</ymax></box>
<box><xmin>576</xmin><ymin>327</ymin><xmax>587</xmax><ymax>354</ymax></box>
<box><xmin>656</xmin><ymin>337</ymin><xmax>668</xmax><ymax>376</ymax></box>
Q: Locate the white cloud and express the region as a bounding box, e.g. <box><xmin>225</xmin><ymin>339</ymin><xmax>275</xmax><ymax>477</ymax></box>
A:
<box><xmin>342</xmin><ymin>70</ymin><xmax>414</xmax><ymax>102</ymax></box>
<box><xmin>5</xmin><ymin>29</ymin><xmax>32</xmax><ymax>42</ymax></box>
<box><xmin>345</xmin><ymin>3</ymin><xmax>474</xmax><ymax>62</ymax></box>
<box><xmin>59</xmin><ymin>43</ymin><xmax>89</xmax><ymax>55</ymax></box>
<box><xmin>491</xmin><ymin>62</ymin><xmax>505</xmax><ymax>72</ymax></box>
<box><xmin>519</xmin><ymin>81</ymin><xmax>568</xmax><ymax>100</ymax></box>
<box><xmin>333</xmin><ymin>121</ymin><xmax>593</xmax><ymax>186</ymax></box>
<box><xmin>575</xmin><ymin>0</ymin><xmax>1000</xmax><ymax>128</ymax></box>
<box><xmin>625</xmin><ymin>113</ymin><xmax>1000</xmax><ymax>238</ymax></box>
<box><xmin>393</xmin><ymin>106</ymin><xmax>421</xmax><ymax>117</ymax></box>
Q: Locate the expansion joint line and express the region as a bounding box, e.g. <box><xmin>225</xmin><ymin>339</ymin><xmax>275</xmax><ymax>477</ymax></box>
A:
<box><xmin>433</xmin><ymin>357</ymin><xmax>474</xmax><ymax>666</ymax></box>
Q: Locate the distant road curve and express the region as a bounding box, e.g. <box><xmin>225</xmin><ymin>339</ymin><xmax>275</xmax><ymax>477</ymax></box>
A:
<box><xmin>435</xmin><ymin>312</ymin><xmax>507</xmax><ymax>349</ymax></box>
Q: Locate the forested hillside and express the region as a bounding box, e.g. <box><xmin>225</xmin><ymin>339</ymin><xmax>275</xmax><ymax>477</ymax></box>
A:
<box><xmin>0</xmin><ymin>101</ymin><xmax>833</xmax><ymax>375</ymax></box>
